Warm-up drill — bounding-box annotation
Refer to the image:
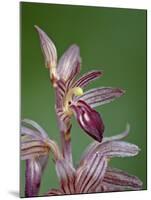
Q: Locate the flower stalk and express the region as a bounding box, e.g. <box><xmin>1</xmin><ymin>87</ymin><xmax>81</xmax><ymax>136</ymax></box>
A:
<box><xmin>56</xmin><ymin>113</ymin><xmax>73</xmax><ymax>163</ymax></box>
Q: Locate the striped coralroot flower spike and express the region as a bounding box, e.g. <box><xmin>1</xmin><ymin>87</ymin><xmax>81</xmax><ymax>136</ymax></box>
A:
<box><xmin>21</xmin><ymin>26</ymin><xmax>143</xmax><ymax>197</ymax></box>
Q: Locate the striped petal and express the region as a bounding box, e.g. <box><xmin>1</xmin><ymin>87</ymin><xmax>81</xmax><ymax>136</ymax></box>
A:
<box><xmin>75</xmin><ymin>153</ymin><xmax>107</xmax><ymax>193</ymax></box>
<box><xmin>71</xmin><ymin>100</ymin><xmax>104</xmax><ymax>142</ymax></box>
<box><xmin>21</xmin><ymin>120</ymin><xmax>51</xmax><ymax>160</ymax></box>
<box><xmin>103</xmin><ymin>167</ymin><xmax>143</xmax><ymax>190</ymax></box>
<box><xmin>21</xmin><ymin>139</ymin><xmax>50</xmax><ymax>160</ymax></box>
<box><xmin>80</xmin><ymin>124</ymin><xmax>130</xmax><ymax>163</ymax></box>
<box><xmin>82</xmin><ymin>141</ymin><xmax>140</xmax><ymax>164</ymax></box>
<box><xmin>76</xmin><ymin>87</ymin><xmax>124</xmax><ymax>108</ymax></box>
<box><xmin>25</xmin><ymin>159</ymin><xmax>42</xmax><ymax>197</ymax></box>
<box><xmin>55</xmin><ymin>81</ymin><xmax>71</xmax><ymax>133</ymax></box>
<box><xmin>72</xmin><ymin>70</ymin><xmax>102</xmax><ymax>89</ymax></box>
<box><xmin>56</xmin><ymin>159</ymin><xmax>76</xmax><ymax>194</ymax></box>
<box><xmin>57</xmin><ymin>45</ymin><xmax>81</xmax><ymax>82</ymax></box>
<box><xmin>22</xmin><ymin>119</ymin><xmax>49</xmax><ymax>139</ymax></box>
<box><xmin>35</xmin><ymin>26</ymin><xmax>57</xmax><ymax>69</ymax></box>
<box><xmin>97</xmin><ymin>141</ymin><xmax>139</xmax><ymax>158</ymax></box>
<box><xmin>21</xmin><ymin>126</ymin><xmax>41</xmax><ymax>140</ymax></box>
<box><xmin>95</xmin><ymin>182</ymin><xmax>134</xmax><ymax>192</ymax></box>
<box><xmin>21</xmin><ymin>119</ymin><xmax>62</xmax><ymax>160</ymax></box>
<box><xmin>21</xmin><ymin>119</ymin><xmax>62</xmax><ymax>197</ymax></box>
<box><xmin>80</xmin><ymin>141</ymin><xmax>140</xmax><ymax>167</ymax></box>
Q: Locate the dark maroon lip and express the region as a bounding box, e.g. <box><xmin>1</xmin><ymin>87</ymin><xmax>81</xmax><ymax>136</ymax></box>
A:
<box><xmin>71</xmin><ymin>100</ymin><xmax>104</xmax><ymax>143</ymax></box>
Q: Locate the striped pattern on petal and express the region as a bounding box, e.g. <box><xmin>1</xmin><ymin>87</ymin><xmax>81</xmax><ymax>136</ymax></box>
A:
<box><xmin>84</xmin><ymin>141</ymin><xmax>140</xmax><ymax>162</ymax></box>
<box><xmin>21</xmin><ymin>119</ymin><xmax>62</xmax><ymax>160</ymax></box>
<box><xmin>25</xmin><ymin>159</ymin><xmax>42</xmax><ymax>197</ymax></box>
<box><xmin>72</xmin><ymin>70</ymin><xmax>102</xmax><ymax>89</ymax></box>
<box><xmin>21</xmin><ymin>126</ymin><xmax>42</xmax><ymax>140</ymax></box>
<box><xmin>80</xmin><ymin>125</ymin><xmax>130</xmax><ymax>163</ymax></box>
<box><xmin>80</xmin><ymin>141</ymin><xmax>140</xmax><ymax>165</ymax></box>
<box><xmin>103</xmin><ymin>167</ymin><xmax>143</xmax><ymax>190</ymax></box>
<box><xmin>96</xmin><ymin>141</ymin><xmax>140</xmax><ymax>158</ymax></box>
<box><xmin>21</xmin><ymin>120</ymin><xmax>61</xmax><ymax>197</ymax></box>
<box><xmin>57</xmin><ymin>45</ymin><xmax>81</xmax><ymax>82</ymax></box>
<box><xmin>95</xmin><ymin>182</ymin><xmax>132</xmax><ymax>192</ymax></box>
<box><xmin>21</xmin><ymin>120</ymin><xmax>50</xmax><ymax>160</ymax></box>
<box><xmin>56</xmin><ymin>159</ymin><xmax>76</xmax><ymax>194</ymax></box>
<box><xmin>55</xmin><ymin>80</ymin><xmax>66</xmax><ymax>108</ymax></box>
<box><xmin>75</xmin><ymin>153</ymin><xmax>107</xmax><ymax>193</ymax></box>
<box><xmin>65</xmin><ymin>62</ymin><xmax>81</xmax><ymax>90</ymax></box>
<box><xmin>55</xmin><ymin>80</ymin><xmax>71</xmax><ymax>126</ymax></box>
<box><xmin>35</xmin><ymin>26</ymin><xmax>57</xmax><ymax>69</ymax></box>
<box><xmin>22</xmin><ymin>119</ymin><xmax>49</xmax><ymax>139</ymax></box>
<box><xmin>21</xmin><ymin>139</ymin><xmax>50</xmax><ymax>160</ymax></box>
<box><xmin>76</xmin><ymin>87</ymin><xmax>124</xmax><ymax>108</ymax></box>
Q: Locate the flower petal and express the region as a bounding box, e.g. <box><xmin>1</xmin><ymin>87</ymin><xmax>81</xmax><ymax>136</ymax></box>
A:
<box><xmin>103</xmin><ymin>167</ymin><xmax>143</xmax><ymax>190</ymax></box>
<box><xmin>71</xmin><ymin>100</ymin><xmax>104</xmax><ymax>142</ymax></box>
<box><xmin>80</xmin><ymin>124</ymin><xmax>130</xmax><ymax>163</ymax></box>
<box><xmin>35</xmin><ymin>25</ymin><xmax>57</xmax><ymax>69</ymax></box>
<box><xmin>21</xmin><ymin>121</ymin><xmax>51</xmax><ymax>160</ymax></box>
<box><xmin>21</xmin><ymin>139</ymin><xmax>50</xmax><ymax>160</ymax></box>
<box><xmin>22</xmin><ymin>119</ymin><xmax>49</xmax><ymax>139</ymax></box>
<box><xmin>21</xmin><ymin>120</ymin><xmax>62</xmax><ymax>197</ymax></box>
<box><xmin>21</xmin><ymin>126</ymin><xmax>41</xmax><ymax>139</ymax></box>
<box><xmin>76</xmin><ymin>87</ymin><xmax>124</xmax><ymax>108</ymax></box>
<box><xmin>21</xmin><ymin>119</ymin><xmax>62</xmax><ymax>160</ymax></box>
<box><xmin>75</xmin><ymin>153</ymin><xmax>107</xmax><ymax>193</ymax></box>
<box><xmin>55</xmin><ymin>80</ymin><xmax>66</xmax><ymax>108</ymax></box>
<box><xmin>25</xmin><ymin>159</ymin><xmax>42</xmax><ymax>197</ymax></box>
<box><xmin>83</xmin><ymin>140</ymin><xmax>140</xmax><ymax>163</ymax></box>
<box><xmin>98</xmin><ymin>141</ymin><xmax>140</xmax><ymax>158</ymax></box>
<box><xmin>80</xmin><ymin>141</ymin><xmax>140</xmax><ymax>167</ymax></box>
<box><xmin>57</xmin><ymin>45</ymin><xmax>81</xmax><ymax>82</ymax></box>
<box><xmin>55</xmin><ymin>159</ymin><xmax>76</xmax><ymax>194</ymax></box>
<box><xmin>95</xmin><ymin>182</ymin><xmax>133</xmax><ymax>192</ymax></box>
<box><xmin>72</xmin><ymin>70</ymin><xmax>102</xmax><ymax>89</ymax></box>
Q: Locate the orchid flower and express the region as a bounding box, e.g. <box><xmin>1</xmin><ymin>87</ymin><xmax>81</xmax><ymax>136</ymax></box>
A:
<box><xmin>21</xmin><ymin>119</ymin><xmax>62</xmax><ymax>197</ymax></box>
<box><xmin>35</xmin><ymin>26</ymin><xmax>124</xmax><ymax>163</ymax></box>
<box><xmin>47</xmin><ymin>125</ymin><xmax>142</xmax><ymax>195</ymax></box>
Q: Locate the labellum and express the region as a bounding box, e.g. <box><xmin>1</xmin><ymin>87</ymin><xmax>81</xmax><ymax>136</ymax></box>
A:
<box><xmin>71</xmin><ymin>100</ymin><xmax>104</xmax><ymax>142</ymax></box>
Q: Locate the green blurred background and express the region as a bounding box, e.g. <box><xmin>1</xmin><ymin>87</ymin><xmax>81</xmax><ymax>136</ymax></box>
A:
<box><xmin>20</xmin><ymin>2</ymin><xmax>147</xmax><ymax>197</ymax></box>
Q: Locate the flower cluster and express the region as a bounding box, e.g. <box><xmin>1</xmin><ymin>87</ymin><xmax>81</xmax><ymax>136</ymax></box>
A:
<box><xmin>21</xmin><ymin>26</ymin><xmax>142</xmax><ymax>197</ymax></box>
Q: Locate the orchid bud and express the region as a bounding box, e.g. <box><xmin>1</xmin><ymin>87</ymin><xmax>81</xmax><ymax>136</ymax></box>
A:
<box><xmin>71</xmin><ymin>100</ymin><xmax>104</xmax><ymax>142</ymax></box>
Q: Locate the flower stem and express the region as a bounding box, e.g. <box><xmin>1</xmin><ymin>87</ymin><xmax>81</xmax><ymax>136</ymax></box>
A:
<box><xmin>56</xmin><ymin>114</ymin><xmax>73</xmax><ymax>164</ymax></box>
<box><xmin>61</xmin><ymin>126</ymin><xmax>73</xmax><ymax>163</ymax></box>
